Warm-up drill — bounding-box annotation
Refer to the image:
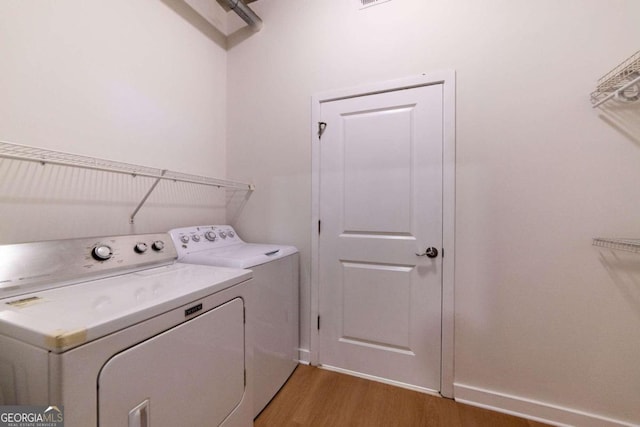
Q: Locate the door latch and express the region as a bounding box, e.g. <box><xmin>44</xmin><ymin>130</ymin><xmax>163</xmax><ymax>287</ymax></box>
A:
<box><xmin>416</xmin><ymin>247</ymin><xmax>439</xmax><ymax>258</ymax></box>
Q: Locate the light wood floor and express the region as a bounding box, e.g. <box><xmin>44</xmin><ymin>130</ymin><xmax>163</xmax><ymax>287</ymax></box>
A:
<box><xmin>255</xmin><ymin>365</ymin><xmax>549</xmax><ymax>427</ymax></box>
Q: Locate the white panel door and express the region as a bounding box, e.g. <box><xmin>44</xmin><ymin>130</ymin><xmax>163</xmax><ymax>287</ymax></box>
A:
<box><xmin>99</xmin><ymin>298</ymin><xmax>245</xmax><ymax>427</ymax></box>
<box><xmin>318</xmin><ymin>83</ymin><xmax>443</xmax><ymax>392</ymax></box>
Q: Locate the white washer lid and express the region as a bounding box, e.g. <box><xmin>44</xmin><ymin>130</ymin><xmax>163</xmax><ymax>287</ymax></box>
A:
<box><xmin>181</xmin><ymin>243</ymin><xmax>298</xmax><ymax>268</ymax></box>
<box><xmin>0</xmin><ymin>263</ymin><xmax>251</xmax><ymax>353</ymax></box>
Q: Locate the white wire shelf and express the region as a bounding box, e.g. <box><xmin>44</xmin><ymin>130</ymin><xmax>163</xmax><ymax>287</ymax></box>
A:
<box><xmin>0</xmin><ymin>140</ymin><xmax>254</xmax><ymax>223</ymax></box>
<box><xmin>592</xmin><ymin>238</ymin><xmax>640</xmax><ymax>254</ymax></box>
<box><xmin>591</xmin><ymin>50</ymin><xmax>640</xmax><ymax>108</ymax></box>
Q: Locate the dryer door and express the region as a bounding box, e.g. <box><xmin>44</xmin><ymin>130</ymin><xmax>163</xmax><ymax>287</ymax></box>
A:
<box><xmin>98</xmin><ymin>298</ymin><xmax>245</xmax><ymax>427</ymax></box>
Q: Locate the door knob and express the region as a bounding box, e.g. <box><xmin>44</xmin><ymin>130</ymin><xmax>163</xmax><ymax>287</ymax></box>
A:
<box><xmin>416</xmin><ymin>247</ymin><xmax>439</xmax><ymax>258</ymax></box>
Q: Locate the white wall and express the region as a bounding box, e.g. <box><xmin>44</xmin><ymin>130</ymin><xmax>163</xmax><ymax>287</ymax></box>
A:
<box><xmin>2</xmin><ymin>0</ymin><xmax>639</xmax><ymax>424</ymax></box>
<box><xmin>0</xmin><ymin>0</ymin><xmax>229</xmax><ymax>243</ymax></box>
<box><xmin>226</xmin><ymin>0</ymin><xmax>640</xmax><ymax>425</ymax></box>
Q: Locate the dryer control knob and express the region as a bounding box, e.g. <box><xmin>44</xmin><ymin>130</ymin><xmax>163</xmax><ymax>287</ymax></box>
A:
<box><xmin>92</xmin><ymin>245</ymin><xmax>113</xmax><ymax>261</ymax></box>
<box><xmin>134</xmin><ymin>242</ymin><xmax>148</xmax><ymax>253</ymax></box>
<box><xmin>219</xmin><ymin>231</ymin><xmax>227</xmax><ymax>239</ymax></box>
<box><xmin>228</xmin><ymin>231</ymin><xmax>235</xmax><ymax>238</ymax></box>
<box><xmin>152</xmin><ymin>240</ymin><xmax>165</xmax><ymax>251</ymax></box>
<box><xmin>204</xmin><ymin>231</ymin><xmax>217</xmax><ymax>241</ymax></box>
<box><xmin>180</xmin><ymin>235</ymin><xmax>189</xmax><ymax>244</ymax></box>
<box><xmin>192</xmin><ymin>235</ymin><xmax>201</xmax><ymax>242</ymax></box>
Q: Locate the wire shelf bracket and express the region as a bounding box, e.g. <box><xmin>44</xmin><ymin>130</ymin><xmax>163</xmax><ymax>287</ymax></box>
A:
<box><xmin>591</xmin><ymin>50</ymin><xmax>640</xmax><ymax>108</ymax></box>
<box><xmin>0</xmin><ymin>140</ymin><xmax>255</xmax><ymax>224</ymax></box>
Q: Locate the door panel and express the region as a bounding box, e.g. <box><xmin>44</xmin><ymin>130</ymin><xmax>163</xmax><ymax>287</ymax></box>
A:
<box><xmin>98</xmin><ymin>298</ymin><xmax>245</xmax><ymax>427</ymax></box>
<box><xmin>343</xmin><ymin>106</ymin><xmax>414</xmax><ymax>233</ymax></box>
<box><xmin>342</xmin><ymin>261</ymin><xmax>413</xmax><ymax>350</ymax></box>
<box><xmin>319</xmin><ymin>84</ymin><xmax>443</xmax><ymax>391</ymax></box>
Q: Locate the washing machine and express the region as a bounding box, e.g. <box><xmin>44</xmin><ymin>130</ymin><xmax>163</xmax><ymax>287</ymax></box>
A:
<box><xmin>0</xmin><ymin>233</ymin><xmax>253</xmax><ymax>427</ymax></box>
<box><xmin>169</xmin><ymin>225</ymin><xmax>299</xmax><ymax>417</ymax></box>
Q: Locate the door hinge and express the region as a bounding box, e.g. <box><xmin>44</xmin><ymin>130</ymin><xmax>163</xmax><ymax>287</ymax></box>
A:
<box><xmin>318</xmin><ymin>220</ymin><xmax>321</xmax><ymax>234</ymax></box>
<box><xmin>317</xmin><ymin>315</ymin><xmax>320</xmax><ymax>330</ymax></box>
<box><xmin>318</xmin><ymin>122</ymin><xmax>327</xmax><ymax>140</ymax></box>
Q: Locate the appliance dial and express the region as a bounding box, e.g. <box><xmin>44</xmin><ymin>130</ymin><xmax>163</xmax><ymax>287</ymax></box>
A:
<box><xmin>219</xmin><ymin>231</ymin><xmax>227</xmax><ymax>239</ymax></box>
<box><xmin>228</xmin><ymin>231</ymin><xmax>235</xmax><ymax>238</ymax></box>
<box><xmin>192</xmin><ymin>235</ymin><xmax>201</xmax><ymax>242</ymax></box>
<box><xmin>134</xmin><ymin>242</ymin><xmax>148</xmax><ymax>253</ymax></box>
<box><xmin>92</xmin><ymin>245</ymin><xmax>113</xmax><ymax>261</ymax></box>
<box><xmin>152</xmin><ymin>240</ymin><xmax>165</xmax><ymax>251</ymax></box>
<box><xmin>180</xmin><ymin>235</ymin><xmax>189</xmax><ymax>244</ymax></box>
<box><xmin>204</xmin><ymin>231</ymin><xmax>217</xmax><ymax>241</ymax></box>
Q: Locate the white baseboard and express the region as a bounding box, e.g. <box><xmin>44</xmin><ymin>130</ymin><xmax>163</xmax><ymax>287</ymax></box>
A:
<box><xmin>454</xmin><ymin>383</ymin><xmax>637</xmax><ymax>427</ymax></box>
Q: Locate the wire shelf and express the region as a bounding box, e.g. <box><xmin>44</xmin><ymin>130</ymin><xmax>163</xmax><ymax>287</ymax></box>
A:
<box><xmin>0</xmin><ymin>141</ymin><xmax>158</xmax><ymax>176</ymax></box>
<box><xmin>591</xmin><ymin>50</ymin><xmax>640</xmax><ymax>107</ymax></box>
<box><xmin>592</xmin><ymin>238</ymin><xmax>640</xmax><ymax>254</ymax></box>
<box><xmin>0</xmin><ymin>140</ymin><xmax>254</xmax><ymax>223</ymax></box>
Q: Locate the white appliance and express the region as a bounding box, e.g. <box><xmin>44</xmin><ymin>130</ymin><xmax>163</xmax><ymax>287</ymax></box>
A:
<box><xmin>0</xmin><ymin>233</ymin><xmax>253</xmax><ymax>427</ymax></box>
<box><xmin>169</xmin><ymin>225</ymin><xmax>298</xmax><ymax>417</ymax></box>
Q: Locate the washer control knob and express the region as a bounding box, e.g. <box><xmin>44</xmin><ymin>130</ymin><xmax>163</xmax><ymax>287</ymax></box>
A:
<box><xmin>180</xmin><ymin>235</ymin><xmax>189</xmax><ymax>244</ymax></box>
<box><xmin>219</xmin><ymin>231</ymin><xmax>227</xmax><ymax>239</ymax></box>
<box><xmin>152</xmin><ymin>240</ymin><xmax>165</xmax><ymax>251</ymax></box>
<box><xmin>192</xmin><ymin>234</ymin><xmax>201</xmax><ymax>242</ymax></box>
<box><xmin>92</xmin><ymin>244</ymin><xmax>113</xmax><ymax>261</ymax></box>
<box><xmin>228</xmin><ymin>230</ymin><xmax>235</xmax><ymax>238</ymax></box>
<box><xmin>204</xmin><ymin>231</ymin><xmax>217</xmax><ymax>241</ymax></box>
<box><xmin>134</xmin><ymin>242</ymin><xmax>148</xmax><ymax>253</ymax></box>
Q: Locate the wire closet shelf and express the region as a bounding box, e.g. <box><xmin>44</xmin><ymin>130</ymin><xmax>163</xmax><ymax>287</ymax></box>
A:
<box><xmin>590</xmin><ymin>50</ymin><xmax>640</xmax><ymax>250</ymax></box>
<box><xmin>592</xmin><ymin>238</ymin><xmax>640</xmax><ymax>254</ymax></box>
<box><xmin>591</xmin><ymin>50</ymin><xmax>640</xmax><ymax>108</ymax></box>
<box><xmin>0</xmin><ymin>140</ymin><xmax>254</xmax><ymax>223</ymax></box>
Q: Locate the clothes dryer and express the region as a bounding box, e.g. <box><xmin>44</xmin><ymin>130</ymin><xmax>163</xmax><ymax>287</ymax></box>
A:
<box><xmin>169</xmin><ymin>225</ymin><xmax>299</xmax><ymax>417</ymax></box>
<box><xmin>0</xmin><ymin>233</ymin><xmax>253</xmax><ymax>427</ymax></box>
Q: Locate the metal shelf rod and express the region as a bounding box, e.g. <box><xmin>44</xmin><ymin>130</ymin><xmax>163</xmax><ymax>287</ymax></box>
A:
<box><xmin>130</xmin><ymin>170</ymin><xmax>167</xmax><ymax>224</ymax></box>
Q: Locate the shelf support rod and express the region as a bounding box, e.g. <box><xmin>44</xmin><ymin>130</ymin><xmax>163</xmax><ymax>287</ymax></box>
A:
<box><xmin>130</xmin><ymin>170</ymin><xmax>167</xmax><ymax>224</ymax></box>
<box><xmin>592</xmin><ymin>74</ymin><xmax>640</xmax><ymax>108</ymax></box>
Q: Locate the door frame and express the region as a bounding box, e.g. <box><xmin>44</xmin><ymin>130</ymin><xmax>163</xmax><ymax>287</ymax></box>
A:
<box><xmin>310</xmin><ymin>71</ymin><xmax>456</xmax><ymax>398</ymax></box>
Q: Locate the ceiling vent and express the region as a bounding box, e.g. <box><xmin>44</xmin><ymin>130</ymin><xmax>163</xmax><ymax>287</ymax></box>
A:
<box><xmin>358</xmin><ymin>0</ymin><xmax>391</xmax><ymax>9</ymax></box>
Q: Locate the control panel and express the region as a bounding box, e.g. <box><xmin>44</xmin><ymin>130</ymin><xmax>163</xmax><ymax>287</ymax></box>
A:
<box><xmin>0</xmin><ymin>233</ymin><xmax>178</xmax><ymax>300</ymax></box>
<box><xmin>89</xmin><ymin>236</ymin><xmax>170</xmax><ymax>263</ymax></box>
<box><xmin>169</xmin><ymin>225</ymin><xmax>241</xmax><ymax>255</ymax></box>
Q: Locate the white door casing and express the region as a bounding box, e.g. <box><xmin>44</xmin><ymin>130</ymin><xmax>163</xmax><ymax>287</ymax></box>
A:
<box><xmin>310</xmin><ymin>72</ymin><xmax>455</xmax><ymax>397</ymax></box>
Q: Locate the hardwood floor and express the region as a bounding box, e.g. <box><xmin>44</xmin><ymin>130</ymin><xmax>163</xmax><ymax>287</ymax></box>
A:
<box><xmin>255</xmin><ymin>365</ymin><xmax>549</xmax><ymax>427</ymax></box>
